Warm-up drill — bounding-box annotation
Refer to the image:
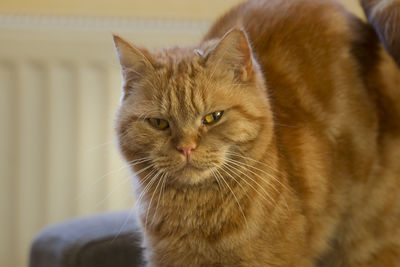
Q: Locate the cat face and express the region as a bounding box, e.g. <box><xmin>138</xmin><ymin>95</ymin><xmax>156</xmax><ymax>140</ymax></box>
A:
<box><xmin>114</xmin><ymin>29</ymin><xmax>273</xmax><ymax>186</ymax></box>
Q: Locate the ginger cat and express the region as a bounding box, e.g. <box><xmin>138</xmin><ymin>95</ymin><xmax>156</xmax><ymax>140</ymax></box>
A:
<box><xmin>113</xmin><ymin>0</ymin><xmax>400</xmax><ymax>266</ymax></box>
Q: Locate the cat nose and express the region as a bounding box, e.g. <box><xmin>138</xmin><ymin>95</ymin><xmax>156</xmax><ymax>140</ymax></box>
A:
<box><xmin>176</xmin><ymin>144</ymin><xmax>196</xmax><ymax>160</ymax></box>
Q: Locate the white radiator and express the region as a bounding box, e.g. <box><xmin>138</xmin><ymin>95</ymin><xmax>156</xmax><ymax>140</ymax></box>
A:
<box><xmin>0</xmin><ymin>15</ymin><xmax>208</xmax><ymax>267</ymax></box>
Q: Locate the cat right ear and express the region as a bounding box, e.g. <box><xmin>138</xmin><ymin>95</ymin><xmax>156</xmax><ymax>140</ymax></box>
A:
<box><xmin>206</xmin><ymin>28</ymin><xmax>254</xmax><ymax>82</ymax></box>
<box><xmin>112</xmin><ymin>34</ymin><xmax>154</xmax><ymax>86</ymax></box>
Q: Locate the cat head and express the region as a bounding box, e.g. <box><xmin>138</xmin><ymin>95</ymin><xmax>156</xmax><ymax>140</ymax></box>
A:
<box><xmin>113</xmin><ymin>29</ymin><xmax>274</xmax><ymax>186</ymax></box>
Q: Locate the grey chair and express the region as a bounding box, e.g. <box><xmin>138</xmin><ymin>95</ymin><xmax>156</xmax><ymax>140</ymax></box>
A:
<box><xmin>29</xmin><ymin>211</ymin><xmax>145</xmax><ymax>267</ymax></box>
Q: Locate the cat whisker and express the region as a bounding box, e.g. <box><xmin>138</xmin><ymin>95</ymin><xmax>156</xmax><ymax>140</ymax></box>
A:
<box><xmin>110</xmin><ymin>160</ymin><xmax>157</xmax><ymax>242</ymax></box>
<box><xmin>110</xmin><ymin>165</ymin><xmax>158</xmax><ymax>243</ymax></box>
<box><xmin>213</xmin><ymin>166</ymin><xmax>249</xmax><ymax>229</ymax></box>
<box><xmin>132</xmin><ymin>167</ymin><xmax>158</xmax><ymax>213</ymax></box>
<box><xmin>219</xmin><ymin>162</ymin><xmax>286</xmax><ymax>239</ymax></box>
<box><xmin>134</xmin><ymin>168</ymin><xmax>158</xmax><ymax>196</ymax></box>
<box><xmin>129</xmin><ymin>157</ymin><xmax>153</xmax><ymax>165</ymax></box>
<box><xmin>111</xmin><ymin>189</ymin><xmax>134</xmax><ymax>208</ymax></box>
<box><xmin>86</xmin><ymin>139</ymin><xmax>116</xmax><ymax>152</ymax></box>
<box><xmin>93</xmin><ymin>175</ymin><xmax>132</xmax><ymax>210</ymax></box>
<box><xmin>129</xmin><ymin>161</ymin><xmax>157</xmax><ymax>188</ymax></box>
<box><xmin>159</xmin><ymin>172</ymin><xmax>168</xmax><ymax>207</ymax></box>
<box><xmin>224</xmin><ymin>158</ymin><xmax>290</xmax><ymax>210</ymax></box>
<box><xmin>117</xmin><ymin>128</ymin><xmax>132</xmax><ymax>142</ymax></box>
<box><xmin>150</xmin><ymin>172</ymin><xmax>168</xmax><ymax>226</ymax></box>
<box><xmin>145</xmin><ymin>171</ymin><xmax>164</xmax><ymax>229</ymax></box>
<box><xmin>132</xmin><ymin>161</ymin><xmax>156</xmax><ymax>178</ymax></box>
<box><xmin>135</xmin><ymin>169</ymin><xmax>161</xmax><ymax>211</ymax></box>
<box><xmin>220</xmin><ymin>162</ymin><xmax>276</xmax><ymax>206</ymax></box>
<box><xmin>224</xmin><ymin>157</ymin><xmax>278</xmax><ymax>190</ymax></box>
<box><xmin>75</xmin><ymin>157</ymin><xmax>152</xmax><ymax>202</ymax></box>
<box><xmin>226</xmin><ymin>151</ymin><xmax>284</xmax><ymax>175</ymax></box>
<box><xmin>218</xmin><ymin>164</ymin><xmax>248</xmax><ymax>197</ymax></box>
<box><xmin>210</xmin><ymin>168</ymin><xmax>223</xmax><ymax>192</ymax></box>
<box><xmin>224</xmin><ymin>153</ymin><xmax>290</xmax><ymax>192</ymax></box>
<box><xmin>111</xmin><ymin>204</ymin><xmax>136</xmax><ymax>244</ymax></box>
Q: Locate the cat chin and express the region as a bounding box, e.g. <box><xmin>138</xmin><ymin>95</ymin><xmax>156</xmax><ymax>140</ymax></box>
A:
<box><xmin>173</xmin><ymin>166</ymin><xmax>214</xmax><ymax>186</ymax></box>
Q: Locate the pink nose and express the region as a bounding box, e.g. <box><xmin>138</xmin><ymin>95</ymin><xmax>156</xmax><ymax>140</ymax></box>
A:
<box><xmin>177</xmin><ymin>145</ymin><xmax>196</xmax><ymax>160</ymax></box>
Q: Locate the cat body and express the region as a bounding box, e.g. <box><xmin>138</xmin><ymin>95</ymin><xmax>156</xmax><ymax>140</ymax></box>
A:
<box><xmin>113</xmin><ymin>0</ymin><xmax>400</xmax><ymax>266</ymax></box>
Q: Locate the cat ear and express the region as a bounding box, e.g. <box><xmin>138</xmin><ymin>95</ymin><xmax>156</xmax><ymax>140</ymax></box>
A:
<box><xmin>207</xmin><ymin>28</ymin><xmax>253</xmax><ymax>81</ymax></box>
<box><xmin>112</xmin><ymin>34</ymin><xmax>154</xmax><ymax>85</ymax></box>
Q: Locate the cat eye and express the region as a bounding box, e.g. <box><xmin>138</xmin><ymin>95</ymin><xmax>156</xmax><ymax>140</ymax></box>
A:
<box><xmin>203</xmin><ymin>111</ymin><xmax>224</xmax><ymax>125</ymax></box>
<box><xmin>148</xmin><ymin>118</ymin><xmax>169</xmax><ymax>130</ymax></box>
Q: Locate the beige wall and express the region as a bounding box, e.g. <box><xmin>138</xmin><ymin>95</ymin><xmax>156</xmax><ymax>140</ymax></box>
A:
<box><xmin>0</xmin><ymin>0</ymin><xmax>363</xmax><ymax>19</ymax></box>
<box><xmin>0</xmin><ymin>0</ymin><xmax>243</xmax><ymax>20</ymax></box>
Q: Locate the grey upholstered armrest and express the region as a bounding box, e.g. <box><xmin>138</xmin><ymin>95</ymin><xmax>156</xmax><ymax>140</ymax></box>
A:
<box><xmin>29</xmin><ymin>211</ymin><xmax>144</xmax><ymax>267</ymax></box>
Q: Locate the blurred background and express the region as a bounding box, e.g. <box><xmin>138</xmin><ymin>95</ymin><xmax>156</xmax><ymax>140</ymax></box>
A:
<box><xmin>0</xmin><ymin>0</ymin><xmax>363</xmax><ymax>266</ymax></box>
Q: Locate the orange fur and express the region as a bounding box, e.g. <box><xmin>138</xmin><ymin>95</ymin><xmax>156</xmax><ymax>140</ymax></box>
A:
<box><xmin>113</xmin><ymin>0</ymin><xmax>400</xmax><ymax>266</ymax></box>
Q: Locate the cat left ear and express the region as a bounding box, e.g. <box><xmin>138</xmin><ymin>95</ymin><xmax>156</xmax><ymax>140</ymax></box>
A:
<box><xmin>207</xmin><ymin>28</ymin><xmax>253</xmax><ymax>82</ymax></box>
<box><xmin>112</xmin><ymin>34</ymin><xmax>154</xmax><ymax>84</ymax></box>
